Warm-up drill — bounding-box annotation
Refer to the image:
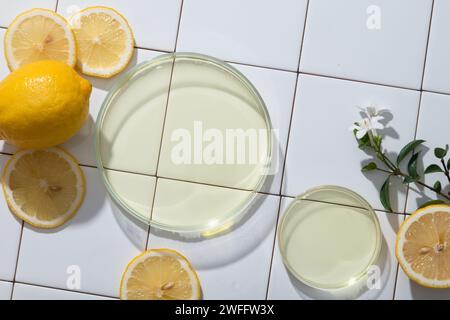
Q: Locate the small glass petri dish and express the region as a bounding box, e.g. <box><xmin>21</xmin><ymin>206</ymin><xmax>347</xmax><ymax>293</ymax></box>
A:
<box><xmin>95</xmin><ymin>53</ymin><xmax>272</xmax><ymax>236</ymax></box>
<box><xmin>278</xmin><ymin>186</ymin><xmax>381</xmax><ymax>290</ymax></box>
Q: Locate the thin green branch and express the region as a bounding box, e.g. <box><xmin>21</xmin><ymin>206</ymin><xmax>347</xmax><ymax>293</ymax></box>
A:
<box><xmin>441</xmin><ymin>158</ymin><xmax>450</xmax><ymax>185</ymax></box>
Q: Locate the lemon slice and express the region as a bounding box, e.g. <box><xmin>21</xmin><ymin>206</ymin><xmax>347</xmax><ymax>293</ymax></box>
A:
<box><xmin>4</xmin><ymin>8</ymin><xmax>76</xmax><ymax>71</ymax></box>
<box><xmin>69</xmin><ymin>6</ymin><xmax>134</xmax><ymax>78</ymax></box>
<box><xmin>396</xmin><ymin>204</ymin><xmax>450</xmax><ymax>288</ymax></box>
<box><xmin>120</xmin><ymin>249</ymin><xmax>201</xmax><ymax>300</ymax></box>
<box><xmin>2</xmin><ymin>148</ymin><xmax>85</xmax><ymax>229</ymax></box>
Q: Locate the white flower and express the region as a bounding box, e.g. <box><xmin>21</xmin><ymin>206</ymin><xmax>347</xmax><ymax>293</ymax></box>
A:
<box><xmin>350</xmin><ymin>116</ymin><xmax>384</xmax><ymax>139</ymax></box>
<box><xmin>350</xmin><ymin>105</ymin><xmax>389</xmax><ymax>139</ymax></box>
<box><xmin>358</xmin><ymin>105</ymin><xmax>391</xmax><ymax>118</ymax></box>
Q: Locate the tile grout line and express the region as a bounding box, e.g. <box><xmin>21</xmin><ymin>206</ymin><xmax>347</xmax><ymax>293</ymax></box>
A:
<box><xmin>109</xmin><ymin>42</ymin><xmax>450</xmax><ymax>96</ymax></box>
<box><xmin>9</xmin><ymin>221</ymin><xmax>24</xmax><ymax>300</ymax></box>
<box><xmin>137</xmin><ymin>45</ymin><xmax>450</xmax><ymax>96</ymax></box>
<box><xmin>296</xmin><ymin>0</ymin><xmax>310</xmax><ymax>73</ymax></box>
<box><xmin>276</xmin><ymin>0</ymin><xmax>311</xmax><ymax>198</ymax></box>
<box><xmin>391</xmin><ymin>257</ymin><xmax>401</xmax><ymax>300</ymax></box>
<box><xmin>146</xmin><ymin>0</ymin><xmax>185</xmax><ymax>249</ymax></box>
<box><xmin>142</xmin><ymin>53</ymin><xmax>175</xmax><ymax>249</ymax></box>
<box><xmin>151</xmin><ymin>0</ymin><xmax>184</xmax><ymax>185</ymax></box>
<box><xmin>264</xmin><ymin>75</ymin><xmax>299</xmax><ymax>300</ymax></box>
<box><xmin>419</xmin><ymin>0</ymin><xmax>435</xmax><ymax>90</ymax></box>
<box><xmin>55</xmin><ymin>0</ymin><xmax>59</xmax><ymax>12</ymax></box>
<box><xmin>157</xmin><ymin>174</ymin><xmax>278</xmax><ymax>195</ymax></box>
<box><xmin>225</xmin><ymin>60</ymin><xmax>296</xmax><ymax>74</ymax></box>
<box><xmin>395</xmin><ymin>1</ymin><xmax>435</xmax><ymax>299</ymax></box>
<box><xmin>0</xmin><ymin>151</ymin><xmax>406</xmax><ymax>219</ymax></box>
<box><xmin>134</xmin><ymin>45</ymin><xmax>172</xmax><ymax>54</ymax></box>
<box><xmin>145</xmin><ymin>177</ymin><xmax>158</xmax><ymax>250</ymax></box>
<box><xmin>403</xmin><ymin>0</ymin><xmax>435</xmax><ymax>215</ymax></box>
<box><xmin>12</xmin><ymin>280</ymin><xmax>118</xmax><ymax>300</ymax></box>
<box><xmin>265</xmin><ymin>0</ymin><xmax>311</xmax><ymax>299</ymax></box>
<box><xmin>0</xmin><ymin>151</ymin><xmax>408</xmax><ymax>216</ymax></box>
<box><xmin>264</xmin><ymin>196</ymin><xmax>283</xmax><ymax>300</ymax></box>
<box><xmin>421</xmin><ymin>88</ymin><xmax>450</xmax><ymax>96</ymax></box>
<box><xmin>391</xmin><ymin>213</ymin><xmax>407</xmax><ymax>300</ymax></box>
<box><xmin>132</xmin><ymin>42</ymin><xmax>429</xmax><ymax>93</ymax></box>
<box><xmin>299</xmin><ymin>71</ymin><xmax>421</xmax><ymax>92</ymax></box>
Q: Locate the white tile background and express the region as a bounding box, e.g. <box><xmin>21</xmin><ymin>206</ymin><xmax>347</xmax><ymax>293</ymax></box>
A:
<box><xmin>0</xmin><ymin>0</ymin><xmax>448</xmax><ymax>300</ymax></box>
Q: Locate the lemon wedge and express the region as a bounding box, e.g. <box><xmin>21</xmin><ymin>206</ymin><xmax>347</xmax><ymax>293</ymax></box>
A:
<box><xmin>396</xmin><ymin>204</ymin><xmax>450</xmax><ymax>288</ymax></box>
<box><xmin>69</xmin><ymin>6</ymin><xmax>134</xmax><ymax>78</ymax></box>
<box><xmin>120</xmin><ymin>249</ymin><xmax>201</xmax><ymax>300</ymax></box>
<box><xmin>4</xmin><ymin>8</ymin><xmax>76</xmax><ymax>70</ymax></box>
<box><xmin>2</xmin><ymin>148</ymin><xmax>85</xmax><ymax>229</ymax></box>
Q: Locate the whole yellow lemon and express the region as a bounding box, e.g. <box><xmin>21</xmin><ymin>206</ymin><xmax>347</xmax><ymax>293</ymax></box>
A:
<box><xmin>0</xmin><ymin>60</ymin><xmax>92</xmax><ymax>149</ymax></box>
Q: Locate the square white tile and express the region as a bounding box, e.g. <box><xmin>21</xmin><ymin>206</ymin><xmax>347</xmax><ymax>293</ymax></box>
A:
<box><xmin>0</xmin><ymin>155</ymin><xmax>23</xmax><ymax>281</ymax></box>
<box><xmin>423</xmin><ymin>0</ymin><xmax>450</xmax><ymax>94</ymax></box>
<box><xmin>406</xmin><ymin>92</ymin><xmax>450</xmax><ymax>212</ymax></box>
<box><xmin>230</xmin><ymin>64</ymin><xmax>297</xmax><ymax>194</ymax></box>
<box><xmin>300</xmin><ymin>0</ymin><xmax>433</xmax><ymax>89</ymax></box>
<box><xmin>15</xmin><ymin>166</ymin><xmax>148</xmax><ymax>298</ymax></box>
<box><xmin>267</xmin><ymin>197</ymin><xmax>402</xmax><ymax>300</ymax></box>
<box><xmin>0</xmin><ymin>281</ymin><xmax>12</xmax><ymax>300</ymax></box>
<box><xmin>57</xmin><ymin>0</ymin><xmax>182</xmax><ymax>51</ymax></box>
<box><xmin>12</xmin><ymin>283</ymin><xmax>115</xmax><ymax>300</ymax></box>
<box><xmin>283</xmin><ymin>74</ymin><xmax>421</xmax><ymax>213</ymax></box>
<box><xmin>177</xmin><ymin>0</ymin><xmax>308</xmax><ymax>71</ymax></box>
<box><xmin>395</xmin><ymin>268</ymin><xmax>450</xmax><ymax>300</ymax></box>
<box><xmin>147</xmin><ymin>194</ymin><xmax>280</xmax><ymax>300</ymax></box>
<box><xmin>0</xmin><ymin>0</ymin><xmax>57</xmax><ymax>27</ymax></box>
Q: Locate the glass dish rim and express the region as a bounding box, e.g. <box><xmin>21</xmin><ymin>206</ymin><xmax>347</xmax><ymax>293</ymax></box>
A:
<box><xmin>94</xmin><ymin>52</ymin><xmax>273</xmax><ymax>235</ymax></box>
<box><xmin>278</xmin><ymin>185</ymin><xmax>382</xmax><ymax>290</ymax></box>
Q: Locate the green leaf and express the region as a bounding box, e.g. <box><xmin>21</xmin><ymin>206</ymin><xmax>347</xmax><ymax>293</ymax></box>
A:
<box><xmin>380</xmin><ymin>177</ymin><xmax>392</xmax><ymax>212</ymax></box>
<box><xmin>357</xmin><ymin>133</ymin><xmax>371</xmax><ymax>149</ymax></box>
<box><xmin>358</xmin><ymin>141</ymin><xmax>370</xmax><ymax>150</ymax></box>
<box><xmin>447</xmin><ymin>157</ymin><xmax>450</xmax><ymax>170</ymax></box>
<box><xmin>407</xmin><ymin>152</ymin><xmax>420</xmax><ymax>179</ymax></box>
<box><xmin>397</xmin><ymin>140</ymin><xmax>425</xmax><ymax>165</ymax></box>
<box><xmin>403</xmin><ymin>175</ymin><xmax>419</xmax><ymax>183</ymax></box>
<box><xmin>434</xmin><ymin>144</ymin><xmax>449</xmax><ymax>159</ymax></box>
<box><xmin>362</xmin><ymin>162</ymin><xmax>378</xmax><ymax>172</ymax></box>
<box><xmin>434</xmin><ymin>181</ymin><xmax>442</xmax><ymax>193</ymax></box>
<box><xmin>418</xmin><ymin>200</ymin><xmax>446</xmax><ymax>209</ymax></box>
<box><xmin>424</xmin><ymin>164</ymin><xmax>444</xmax><ymax>174</ymax></box>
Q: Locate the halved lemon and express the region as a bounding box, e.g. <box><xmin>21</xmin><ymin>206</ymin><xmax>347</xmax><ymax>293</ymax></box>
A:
<box><xmin>2</xmin><ymin>148</ymin><xmax>85</xmax><ymax>229</ymax></box>
<box><xmin>69</xmin><ymin>6</ymin><xmax>134</xmax><ymax>78</ymax></box>
<box><xmin>396</xmin><ymin>204</ymin><xmax>450</xmax><ymax>288</ymax></box>
<box><xmin>4</xmin><ymin>8</ymin><xmax>76</xmax><ymax>71</ymax></box>
<box><xmin>120</xmin><ymin>249</ymin><xmax>201</xmax><ymax>300</ymax></box>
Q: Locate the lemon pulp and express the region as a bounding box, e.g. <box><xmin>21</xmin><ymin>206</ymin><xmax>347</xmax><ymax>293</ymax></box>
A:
<box><xmin>2</xmin><ymin>148</ymin><xmax>85</xmax><ymax>228</ymax></box>
<box><xmin>120</xmin><ymin>249</ymin><xmax>201</xmax><ymax>300</ymax></box>
<box><xmin>4</xmin><ymin>8</ymin><xmax>76</xmax><ymax>70</ymax></box>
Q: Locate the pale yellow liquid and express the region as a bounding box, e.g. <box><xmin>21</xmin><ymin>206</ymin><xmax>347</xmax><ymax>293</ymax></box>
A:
<box><xmin>100</xmin><ymin>60</ymin><xmax>172</xmax><ymax>175</ymax></box>
<box><xmin>99</xmin><ymin>55</ymin><xmax>270</xmax><ymax>229</ymax></box>
<box><xmin>282</xmin><ymin>200</ymin><xmax>378</xmax><ymax>288</ymax></box>
<box><xmin>152</xmin><ymin>178</ymin><xmax>253</xmax><ymax>232</ymax></box>
<box><xmin>158</xmin><ymin>57</ymin><xmax>270</xmax><ymax>190</ymax></box>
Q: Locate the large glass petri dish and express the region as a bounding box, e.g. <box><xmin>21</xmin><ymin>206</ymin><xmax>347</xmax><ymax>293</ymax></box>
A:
<box><xmin>95</xmin><ymin>53</ymin><xmax>272</xmax><ymax>236</ymax></box>
<box><xmin>278</xmin><ymin>186</ymin><xmax>382</xmax><ymax>290</ymax></box>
